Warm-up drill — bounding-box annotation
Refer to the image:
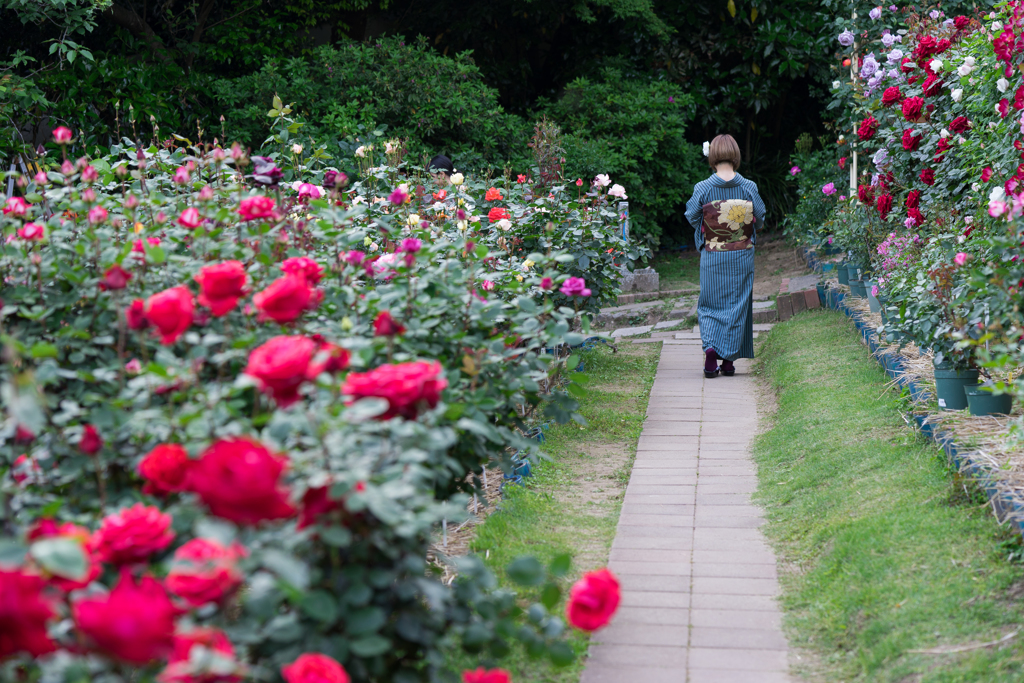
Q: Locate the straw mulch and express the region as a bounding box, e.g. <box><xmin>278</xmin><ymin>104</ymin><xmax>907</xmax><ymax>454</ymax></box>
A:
<box><xmin>426</xmin><ymin>466</ymin><xmax>507</xmax><ymax>585</ymax></box>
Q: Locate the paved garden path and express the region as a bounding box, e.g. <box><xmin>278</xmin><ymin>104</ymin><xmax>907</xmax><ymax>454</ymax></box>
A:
<box><xmin>580</xmin><ymin>336</ymin><xmax>792</xmax><ymax>683</ymax></box>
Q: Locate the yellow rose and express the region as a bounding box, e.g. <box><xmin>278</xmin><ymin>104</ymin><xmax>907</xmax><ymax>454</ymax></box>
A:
<box><xmin>408</xmin><ymin>214</ymin><xmax>420</xmax><ymax>225</ymax></box>
<box><xmin>516</xmin><ymin>275</ymin><xmax>524</xmax><ymax>282</ymax></box>
<box><xmin>134</xmin><ymin>222</ymin><xmax>145</xmax><ymax>234</ymax></box>
<box><xmin>451</xmin><ymin>173</ymin><xmax>464</xmax><ymax>186</ymax></box>
<box><xmin>522</xmin><ymin>259</ymin><xmax>535</xmax><ymax>271</ymax></box>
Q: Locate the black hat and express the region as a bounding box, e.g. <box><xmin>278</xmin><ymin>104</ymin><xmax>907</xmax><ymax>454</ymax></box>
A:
<box><xmin>428</xmin><ymin>154</ymin><xmax>454</xmax><ymax>176</ymax></box>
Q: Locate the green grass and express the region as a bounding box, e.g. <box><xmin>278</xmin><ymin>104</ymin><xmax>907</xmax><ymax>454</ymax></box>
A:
<box><xmin>448</xmin><ymin>342</ymin><xmax>659</xmax><ymax>681</ymax></box>
<box><xmin>754</xmin><ymin>310</ymin><xmax>1024</xmax><ymax>682</ymax></box>
<box><xmin>650</xmin><ymin>250</ymin><xmax>700</xmax><ymax>290</ymax></box>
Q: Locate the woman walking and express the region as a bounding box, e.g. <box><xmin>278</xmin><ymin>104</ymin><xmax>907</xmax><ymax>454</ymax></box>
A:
<box><xmin>685</xmin><ymin>134</ymin><xmax>765</xmax><ymax>378</ymax></box>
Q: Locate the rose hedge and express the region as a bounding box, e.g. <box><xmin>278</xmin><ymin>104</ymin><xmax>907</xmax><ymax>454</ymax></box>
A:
<box><xmin>0</xmin><ymin>120</ymin><xmax>635</xmax><ymax>681</ymax></box>
<box><xmin>792</xmin><ymin>3</ymin><xmax>1024</xmax><ymax>394</ymax></box>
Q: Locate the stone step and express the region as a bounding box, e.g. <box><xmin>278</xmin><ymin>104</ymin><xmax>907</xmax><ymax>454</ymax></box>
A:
<box><xmin>612</xmin><ymin>325</ymin><xmax>653</xmax><ymax>338</ymax></box>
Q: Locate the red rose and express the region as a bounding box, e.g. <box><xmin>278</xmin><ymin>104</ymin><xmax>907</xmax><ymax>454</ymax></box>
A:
<box><xmin>177</xmin><ymin>207</ymin><xmax>202</xmax><ymax>230</ymax></box>
<box><xmin>935</xmin><ymin>38</ymin><xmax>951</xmax><ymax>54</ymax></box>
<box><xmin>484</xmin><ymin>187</ymin><xmax>503</xmax><ymax>202</ymax></box>
<box><xmin>838</xmin><ymin>157</ymin><xmax>846</xmax><ymax>170</ymax></box>
<box><xmin>195</xmin><ymin>261</ymin><xmax>248</xmax><ymax>316</ymax></box>
<box><xmin>919</xmin><ymin>168</ymin><xmax>935</xmax><ymax>185</ymax></box>
<box><xmin>238</xmin><ymin>196</ymin><xmax>276</xmax><ymax>221</ymax></box>
<box><xmin>998</xmin><ymin>97</ymin><xmax>1010</xmax><ymax>118</ymax></box>
<box><xmin>1016</xmin><ymin>84</ymin><xmax>1024</xmax><ymax>110</ymax></box>
<box><xmin>79</xmin><ymin>424</ymin><xmax>103</xmax><ymax>455</ymax></box>
<box><xmin>949</xmin><ymin>116</ymin><xmax>970</xmax><ymax>133</ymax></box>
<box><xmin>983</xmin><ymin>166</ymin><xmax>993</xmax><ymax>182</ymax></box>
<box><xmin>373</xmin><ymin>310</ymin><xmax>406</xmax><ymax>336</ymax></box>
<box><xmin>253</xmin><ymin>274</ymin><xmax>314</xmax><ymax>324</ymax></box>
<box><xmin>0</xmin><ymin>569</ymin><xmax>57</xmax><ymax>658</ymax></box>
<box><xmin>856</xmin><ymin>115</ymin><xmax>878</xmax><ymax>141</ymax></box>
<box><xmin>27</xmin><ymin>520</ymin><xmax>101</xmax><ymax>591</ymax></box>
<box><xmin>935</xmin><ymin>137</ymin><xmax>952</xmax><ymax>161</ymax></box>
<box><xmin>857</xmin><ymin>184</ymin><xmax>874</xmax><ymax>206</ymax></box>
<box><xmin>18</xmin><ymin>223</ymin><xmax>45</xmax><ymax>240</ymax></box>
<box><xmin>994</xmin><ymin>29</ymin><xmax>1014</xmax><ymax>63</ymax></box>
<box><xmin>900</xmin><ymin>56</ymin><xmax>915</xmax><ymax>74</ymax></box>
<box><xmin>307</xmin><ymin>342</ymin><xmax>351</xmax><ymax>377</ymax></box>
<box><xmin>902</xmin><ymin>96</ymin><xmax>924</xmax><ymax>122</ymax></box>
<box><xmin>145</xmin><ymin>286</ymin><xmax>194</xmax><ymax>344</ymax></box>
<box><xmin>876</xmin><ymin>193</ymin><xmax>893</xmax><ymax>221</ymax></box>
<box><xmin>281</xmin><ymin>256</ymin><xmax>324</xmax><ymax>284</ymax></box>
<box><xmin>954</xmin><ymin>15</ymin><xmax>969</xmax><ymax>30</ymax></box>
<box><xmin>905</xmin><ymin>190</ymin><xmax>920</xmax><ymax>209</ymax></box>
<box><xmin>922</xmin><ymin>75</ymin><xmax>942</xmax><ymax>98</ymax></box>
<box><xmin>463</xmin><ymin>669</ymin><xmax>511</xmax><ymax>683</ymax></box>
<box><xmin>100</xmin><ymin>264</ymin><xmax>132</xmax><ymax>291</ymax></box>
<box><xmin>908</xmin><ymin>207</ymin><xmax>925</xmax><ymax>225</ymax></box>
<box><xmin>139</xmin><ymin>444</ymin><xmax>192</xmax><ymax>495</ymax></box>
<box><xmin>187</xmin><ymin>438</ymin><xmax>296</xmax><ymax>525</ymax></box>
<box><xmin>913</xmin><ymin>35</ymin><xmax>937</xmax><ymax>59</ymax></box>
<box><xmin>282</xmin><ymin>653</ymin><xmax>350</xmax><ymax>683</ymax></box>
<box><xmin>73</xmin><ymin>570</ymin><xmax>178</xmax><ymax>664</ymax></box>
<box><xmin>166</xmin><ymin>538</ymin><xmax>245</xmax><ymax>607</ymax></box>
<box><xmin>487</xmin><ymin>207</ymin><xmax>511</xmax><ymax>222</ymax></box>
<box><xmin>245</xmin><ymin>335</ymin><xmax>316</xmax><ymax>407</ymax></box>
<box><xmin>566</xmin><ymin>568</ymin><xmax>621</xmax><ymax>631</ymax></box>
<box><xmin>126</xmin><ymin>298</ymin><xmax>149</xmax><ymax>330</ymax></box>
<box><xmin>159</xmin><ymin>628</ymin><xmax>245</xmax><ymax>683</ymax></box>
<box><xmin>11</xmin><ymin>453</ymin><xmax>38</xmax><ymax>485</ymax></box>
<box><xmin>92</xmin><ymin>502</ymin><xmax>175</xmax><ymax>565</ymax></box>
<box><xmin>901</xmin><ymin>129</ymin><xmax>920</xmax><ymax>151</ymax></box>
<box><xmin>342</xmin><ymin>360</ymin><xmax>447</xmax><ymax>420</ymax></box>
<box><xmin>881</xmin><ymin>86</ymin><xmax>903</xmax><ymax>107</ymax></box>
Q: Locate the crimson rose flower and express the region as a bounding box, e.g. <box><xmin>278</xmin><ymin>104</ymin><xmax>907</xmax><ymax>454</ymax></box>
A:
<box><xmin>487</xmin><ymin>207</ymin><xmax>511</xmax><ymax>222</ymax></box>
<box><xmin>905</xmin><ymin>190</ymin><xmax>920</xmax><ymax>209</ymax></box>
<box><xmin>901</xmin><ymin>129</ymin><xmax>920</xmax><ymax>151</ymax></box>
<box><xmin>237</xmin><ymin>196</ymin><xmax>276</xmax><ymax>221</ymax></box>
<box><xmin>935</xmin><ymin>138</ymin><xmax>952</xmax><ymax>160</ymax></box>
<box><xmin>908</xmin><ymin>207</ymin><xmax>925</xmax><ymax>225</ymax></box>
<box><xmin>177</xmin><ymin>207</ymin><xmax>202</xmax><ymax>230</ymax></box>
<box><xmin>73</xmin><ymin>570</ymin><xmax>178</xmax><ymax>664</ymax></box>
<box><xmin>0</xmin><ymin>570</ymin><xmax>57</xmax><ymax>658</ymax></box>
<box><xmin>342</xmin><ymin>360</ymin><xmax>447</xmax><ymax>420</ymax></box>
<box><xmin>463</xmin><ymin>669</ymin><xmax>511</xmax><ymax>683</ymax></box>
<box><xmin>876</xmin><ymin>194</ymin><xmax>893</xmax><ymax>221</ymax></box>
<box><xmin>998</xmin><ymin>98</ymin><xmax>1010</xmax><ymax>119</ymax></box>
<box><xmin>282</xmin><ymin>653</ymin><xmax>350</xmax><ymax>683</ymax></box>
<box><xmin>18</xmin><ymin>223</ymin><xmax>44</xmax><ymax>240</ymax></box>
<box><xmin>187</xmin><ymin>438</ymin><xmax>296</xmax><ymax>525</ymax></box>
<box><xmin>983</xmin><ymin>166</ymin><xmax>993</xmax><ymax>182</ymax></box>
<box><xmin>159</xmin><ymin>628</ymin><xmax>245</xmax><ymax>683</ymax></box>
<box><xmin>373</xmin><ymin>310</ymin><xmax>406</xmax><ymax>336</ymax></box>
<box><xmin>295</xmin><ymin>482</ymin><xmax>363</xmax><ymax>530</ymax></box>
<box><xmin>91</xmin><ymin>502</ymin><xmax>175</xmax><ymax>565</ymax></box>
<box><xmin>79</xmin><ymin>424</ymin><xmax>103</xmax><ymax>454</ymax></box>
<box><xmin>100</xmin><ymin>264</ymin><xmax>132</xmax><ymax>291</ymax></box>
<box><xmin>881</xmin><ymin>86</ymin><xmax>903</xmax><ymax>107</ymax></box>
<box><xmin>900</xmin><ymin>56</ymin><xmax>915</xmax><ymax>73</ymax></box>
<box><xmin>922</xmin><ymin>75</ymin><xmax>942</xmax><ymax>98</ymax></box>
<box><xmin>566</xmin><ymin>568</ymin><xmax>621</xmax><ymax>631</ymax></box>
<box><xmin>949</xmin><ymin>116</ymin><xmax>970</xmax><ymax>133</ymax></box>
<box><xmin>126</xmin><ymin>298</ymin><xmax>149</xmax><ymax>330</ymax></box>
<box><xmin>857</xmin><ymin>184</ymin><xmax>874</xmax><ymax>206</ymax></box>
<box><xmin>195</xmin><ymin>261</ymin><xmax>248</xmax><ymax>316</ymax></box>
<box><xmin>902</xmin><ymin>96</ymin><xmax>924</xmax><ymax>122</ymax></box>
<box><xmin>281</xmin><ymin>256</ymin><xmax>324</xmax><ymax>284</ymax></box>
<box><xmin>145</xmin><ymin>286</ymin><xmax>194</xmax><ymax>344</ymax></box>
<box><xmin>245</xmin><ymin>335</ymin><xmax>317</xmax><ymax>407</ymax></box>
<box><xmin>954</xmin><ymin>15</ymin><xmax>969</xmax><ymax>30</ymax></box>
<box><xmin>26</xmin><ymin>520</ymin><xmax>101</xmax><ymax>591</ymax></box>
<box><xmin>166</xmin><ymin>538</ymin><xmax>245</xmax><ymax>607</ymax></box>
<box><xmin>919</xmin><ymin>168</ymin><xmax>935</xmax><ymax>185</ymax></box>
<box><xmin>856</xmin><ymin>115</ymin><xmax>878</xmax><ymax>141</ymax></box>
<box><xmin>253</xmin><ymin>274</ymin><xmax>314</xmax><ymax>324</ymax></box>
<box><xmin>139</xmin><ymin>443</ymin><xmax>192</xmax><ymax>495</ymax></box>
<box><xmin>307</xmin><ymin>341</ymin><xmax>351</xmax><ymax>377</ymax></box>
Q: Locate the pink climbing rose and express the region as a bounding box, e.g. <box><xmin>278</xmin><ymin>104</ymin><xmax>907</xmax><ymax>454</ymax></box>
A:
<box><xmin>954</xmin><ymin>252</ymin><xmax>968</xmax><ymax>266</ymax></box>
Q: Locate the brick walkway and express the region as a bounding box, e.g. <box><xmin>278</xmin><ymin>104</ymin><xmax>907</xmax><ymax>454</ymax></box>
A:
<box><xmin>580</xmin><ymin>340</ymin><xmax>792</xmax><ymax>683</ymax></box>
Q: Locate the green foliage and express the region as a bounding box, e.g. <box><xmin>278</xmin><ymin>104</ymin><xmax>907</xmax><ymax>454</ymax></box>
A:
<box><xmin>783</xmin><ymin>141</ymin><xmax>845</xmax><ymax>247</ymax></box>
<box><xmin>546</xmin><ymin>69</ymin><xmax>704</xmax><ymax>245</ymax></box>
<box><xmin>213</xmin><ymin>37</ymin><xmax>532</xmax><ymax>173</ymax></box>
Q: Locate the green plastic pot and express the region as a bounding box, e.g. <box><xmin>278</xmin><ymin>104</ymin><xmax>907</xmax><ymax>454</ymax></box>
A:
<box><xmin>965</xmin><ymin>386</ymin><xmax>1013</xmax><ymax>416</ymax></box>
<box><xmin>865</xmin><ymin>279</ymin><xmax>881</xmax><ymax>312</ymax></box>
<box><xmin>849</xmin><ymin>278</ymin><xmax>867</xmax><ymax>297</ymax></box>
<box><xmin>847</xmin><ymin>263</ymin><xmax>863</xmax><ymax>282</ymax></box>
<box><xmin>837</xmin><ymin>263</ymin><xmax>850</xmax><ymax>286</ymax></box>
<box><xmin>934</xmin><ymin>363</ymin><xmax>980</xmax><ymax>410</ymax></box>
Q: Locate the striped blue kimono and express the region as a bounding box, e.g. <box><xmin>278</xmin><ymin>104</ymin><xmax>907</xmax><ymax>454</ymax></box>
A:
<box><xmin>684</xmin><ymin>173</ymin><xmax>765</xmax><ymax>361</ymax></box>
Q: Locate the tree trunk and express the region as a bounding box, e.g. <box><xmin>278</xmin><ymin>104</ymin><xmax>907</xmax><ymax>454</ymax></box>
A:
<box><xmin>103</xmin><ymin>4</ymin><xmax>173</xmax><ymax>64</ymax></box>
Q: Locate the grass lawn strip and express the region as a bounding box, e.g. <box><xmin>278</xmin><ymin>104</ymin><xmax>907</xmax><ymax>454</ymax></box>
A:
<box><xmin>754</xmin><ymin>310</ymin><xmax>1024</xmax><ymax>683</ymax></box>
<box><xmin>446</xmin><ymin>342</ymin><xmax>659</xmax><ymax>681</ymax></box>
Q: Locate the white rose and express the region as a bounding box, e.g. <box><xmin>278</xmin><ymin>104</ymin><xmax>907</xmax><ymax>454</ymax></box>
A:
<box><xmin>958</xmin><ymin>235</ymin><xmax>966</xmax><ymax>243</ymax></box>
<box><xmin>940</xmin><ymin>128</ymin><xmax>950</xmax><ymax>138</ymax></box>
<box><xmin>450</xmin><ymin>172</ymin><xmax>464</xmax><ymax>185</ymax></box>
<box><xmin>998</xmin><ymin>77</ymin><xmax>1010</xmax><ymax>93</ymax></box>
<box><xmin>407</xmin><ymin>213</ymin><xmax>420</xmax><ymax>225</ymax></box>
<box><xmin>608</xmin><ymin>184</ymin><xmax>628</xmax><ymax>199</ymax></box>
<box><xmin>972</xmin><ymin>183</ymin><xmax>981</xmax><ymax>192</ymax></box>
<box><xmin>291</xmin><ymin>143</ymin><xmax>303</xmax><ymax>155</ymax></box>
<box><xmin>957</xmin><ymin>65</ymin><xmax>973</xmax><ymax>77</ymax></box>
<box><xmin>965</xmin><ymin>56</ymin><xmax>976</xmax><ymax>66</ymax></box>
<box><xmin>832</xmin><ymin>80</ymin><xmax>841</xmax><ymax>89</ymax></box>
<box><xmin>496</xmin><ymin>219</ymin><xmax>512</xmax><ymax>231</ymax></box>
<box><xmin>992</xmin><ymin>20</ymin><xmax>1003</xmax><ymax>31</ymax></box>
<box><xmin>355</xmin><ymin>146</ymin><xmax>366</xmax><ymax>158</ymax></box>
<box><xmin>385</xmin><ymin>141</ymin><xmax>395</xmax><ymax>154</ymax></box>
<box><xmin>957</xmin><ymin>135</ymin><xmax>966</xmax><ymax>145</ymax></box>
<box><xmin>929</xmin><ymin>58</ymin><xmax>943</xmax><ymax>72</ymax></box>
<box><xmin>457</xmin><ymin>220</ymin><xmax>468</xmax><ymax>231</ymax></box>
<box><xmin>702</xmin><ymin>141</ymin><xmax>710</xmax><ymax>157</ymax></box>
<box><xmin>951</xmin><ymin>88</ymin><xmax>963</xmax><ymax>102</ymax></box>
<box><xmin>990</xmin><ymin>186</ymin><xmax>1006</xmax><ymax>202</ymax></box>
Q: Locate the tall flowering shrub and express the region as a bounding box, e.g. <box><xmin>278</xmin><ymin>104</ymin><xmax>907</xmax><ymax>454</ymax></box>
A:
<box><xmin>0</xmin><ymin>119</ymin><xmax>630</xmax><ymax>680</ymax></box>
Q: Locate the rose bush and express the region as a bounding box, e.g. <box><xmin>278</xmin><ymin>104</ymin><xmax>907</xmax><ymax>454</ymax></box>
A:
<box><xmin>0</xmin><ymin>113</ymin><xmax>628</xmax><ymax>681</ymax></box>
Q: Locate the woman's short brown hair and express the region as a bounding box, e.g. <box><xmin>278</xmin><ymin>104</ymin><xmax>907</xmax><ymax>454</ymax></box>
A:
<box><xmin>708</xmin><ymin>134</ymin><xmax>741</xmax><ymax>170</ymax></box>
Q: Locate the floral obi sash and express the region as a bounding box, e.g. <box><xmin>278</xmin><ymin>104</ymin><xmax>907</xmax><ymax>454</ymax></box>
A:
<box><xmin>701</xmin><ymin>199</ymin><xmax>755</xmax><ymax>252</ymax></box>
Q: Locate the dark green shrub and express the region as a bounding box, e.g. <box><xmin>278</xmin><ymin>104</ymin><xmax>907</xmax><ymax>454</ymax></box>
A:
<box><xmin>544</xmin><ymin>68</ymin><xmax>705</xmax><ymax>246</ymax></box>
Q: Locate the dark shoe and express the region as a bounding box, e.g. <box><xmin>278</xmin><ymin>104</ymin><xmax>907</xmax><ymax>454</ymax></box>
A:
<box><xmin>704</xmin><ymin>367</ymin><xmax>720</xmax><ymax>378</ymax></box>
<box><xmin>721</xmin><ymin>360</ymin><xmax>735</xmax><ymax>376</ymax></box>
